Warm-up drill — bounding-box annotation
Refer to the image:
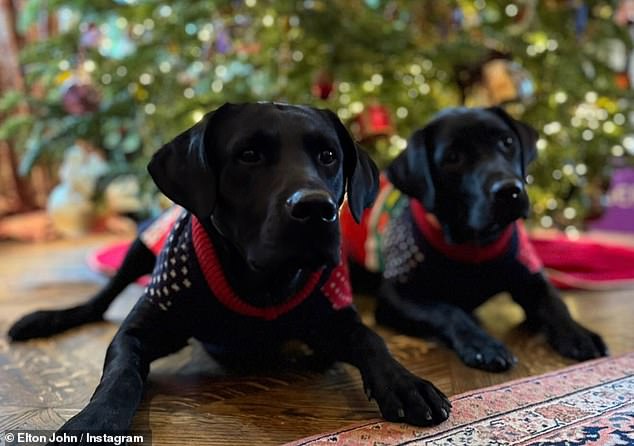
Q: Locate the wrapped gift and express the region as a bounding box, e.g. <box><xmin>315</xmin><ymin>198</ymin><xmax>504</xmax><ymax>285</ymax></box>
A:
<box><xmin>590</xmin><ymin>167</ymin><xmax>634</xmax><ymax>233</ymax></box>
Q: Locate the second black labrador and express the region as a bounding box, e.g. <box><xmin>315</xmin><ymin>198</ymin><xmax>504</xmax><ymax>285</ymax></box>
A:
<box><xmin>9</xmin><ymin>103</ymin><xmax>450</xmax><ymax>442</ymax></box>
<box><xmin>343</xmin><ymin>106</ymin><xmax>607</xmax><ymax>372</ymax></box>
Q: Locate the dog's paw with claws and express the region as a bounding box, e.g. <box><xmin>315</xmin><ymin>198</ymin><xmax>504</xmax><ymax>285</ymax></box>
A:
<box><xmin>547</xmin><ymin>320</ymin><xmax>608</xmax><ymax>361</ymax></box>
<box><xmin>364</xmin><ymin>362</ymin><xmax>451</xmax><ymax>426</ymax></box>
<box><xmin>454</xmin><ymin>335</ymin><xmax>517</xmax><ymax>372</ymax></box>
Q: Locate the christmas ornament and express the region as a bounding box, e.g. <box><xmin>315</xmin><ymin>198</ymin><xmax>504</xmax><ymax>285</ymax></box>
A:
<box><xmin>506</xmin><ymin>0</ymin><xmax>538</xmax><ymax>36</ymax></box>
<box><xmin>80</xmin><ymin>22</ymin><xmax>102</xmax><ymax>49</ymax></box>
<box><xmin>482</xmin><ymin>59</ymin><xmax>519</xmax><ymax>104</ymax></box>
<box><xmin>485</xmin><ymin>59</ymin><xmax>534</xmax><ymax>104</ymax></box>
<box><xmin>216</xmin><ymin>29</ymin><xmax>232</xmax><ymax>54</ymax></box>
<box><xmin>62</xmin><ymin>80</ymin><xmax>101</xmax><ymax>115</ymax></box>
<box><xmin>574</xmin><ymin>2</ymin><xmax>589</xmax><ymax>38</ymax></box>
<box><xmin>459</xmin><ymin>53</ymin><xmax>534</xmax><ymax>106</ymax></box>
<box><xmin>616</xmin><ymin>72</ymin><xmax>630</xmax><ymax>90</ymax></box>
<box><xmin>589</xmin><ymin>167</ymin><xmax>634</xmax><ymax>233</ymax></box>
<box><xmin>311</xmin><ymin>70</ymin><xmax>334</xmax><ymax>100</ymax></box>
<box><xmin>615</xmin><ymin>0</ymin><xmax>634</xmax><ymax>26</ymax></box>
<box><xmin>351</xmin><ymin>104</ymin><xmax>393</xmax><ymax>140</ymax></box>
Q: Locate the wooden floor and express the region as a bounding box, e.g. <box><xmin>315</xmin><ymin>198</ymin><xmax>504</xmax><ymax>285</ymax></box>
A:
<box><xmin>1</xmin><ymin>235</ymin><xmax>633</xmax><ymax>445</ymax></box>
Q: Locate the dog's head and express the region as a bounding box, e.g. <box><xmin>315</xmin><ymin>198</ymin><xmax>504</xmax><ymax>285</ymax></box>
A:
<box><xmin>387</xmin><ymin>106</ymin><xmax>537</xmax><ymax>245</ymax></box>
<box><xmin>148</xmin><ymin>102</ymin><xmax>378</xmax><ymax>272</ymax></box>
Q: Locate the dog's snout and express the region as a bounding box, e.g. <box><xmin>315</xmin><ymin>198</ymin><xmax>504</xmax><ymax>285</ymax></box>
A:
<box><xmin>491</xmin><ymin>179</ymin><xmax>523</xmax><ymax>205</ymax></box>
<box><xmin>286</xmin><ymin>189</ymin><xmax>338</xmax><ymax>223</ymax></box>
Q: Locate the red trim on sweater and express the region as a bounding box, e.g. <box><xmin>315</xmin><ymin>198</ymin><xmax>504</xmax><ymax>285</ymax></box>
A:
<box><xmin>515</xmin><ymin>220</ymin><xmax>543</xmax><ymax>273</ymax></box>
<box><xmin>409</xmin><ymin>199</ymin><xmax>514</xmax><ymax>264</ymax></box>
<box><xmin>191</xmin><ymin>217</ymin><xmax>324</xmax><ymax>320</ymax></box>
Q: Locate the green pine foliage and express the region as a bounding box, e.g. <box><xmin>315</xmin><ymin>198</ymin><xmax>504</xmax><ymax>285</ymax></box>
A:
<box><xmin>2</xmin><ymin>0</ymin><xmax>632</xmax><ymax>228</ymax></box>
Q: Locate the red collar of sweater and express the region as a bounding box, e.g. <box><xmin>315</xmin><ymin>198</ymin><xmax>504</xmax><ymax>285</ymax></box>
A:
<box><xmin>409</xmin><ymin>199</ymin><xmax>514</xmax><ymax>263</ymax></box>
<box><xmin>191</xmin><ymin>217</ymin><xmax>324</xmax><ymax>320</ymax></box>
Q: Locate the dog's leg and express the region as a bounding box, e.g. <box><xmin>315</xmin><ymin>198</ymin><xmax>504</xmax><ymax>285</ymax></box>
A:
<box><xmin>47</xmin><ymin>299</ymin><xmax>189</xmax><ymax>445</ymax></box>
<box><xmin>9</xmin><ymin>239</ymin><xmax>155</xmax><ymax>341</ymax></box>
<box><xmin>305</xmin><ymin>308</ymin><xmax>451</xmax><ymax>426</ymax></box>
<box><xmin>510</xmin><ymin>273</ymin><xmax>608</xmax><ymax>360</ymax></box>
<box><xmin>376</xmin><ymin>281</ymin><xmax>517</xmax><ymax>372</ymax></box>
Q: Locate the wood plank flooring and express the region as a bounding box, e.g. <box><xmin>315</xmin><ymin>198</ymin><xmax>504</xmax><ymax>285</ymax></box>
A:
<box><xmin>1</xmin><ymin>235</ymin><xmax>632</xmax><ymax>445</ymax></box>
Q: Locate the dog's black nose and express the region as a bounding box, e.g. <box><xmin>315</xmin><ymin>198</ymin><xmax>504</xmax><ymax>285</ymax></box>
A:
<box><xmin>491</xmin><ymin>179</ymin><xmax>523</xmax><ymax>205</ymax></box>
<box><xmin>286</xmin><ymin>189</ymin><xmax>338</xmax><ymax>223</ymax></box>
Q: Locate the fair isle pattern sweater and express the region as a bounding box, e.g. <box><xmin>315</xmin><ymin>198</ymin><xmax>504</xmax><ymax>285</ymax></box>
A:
<box><xmin>341</xmin><ymin>178</ymin><xmax>543</xmax><ymax>307</ymax></box>
<box><xmin>139</xmin><ymin>208</ymin><xmax>353</xmax><ymax>354</ymax></box>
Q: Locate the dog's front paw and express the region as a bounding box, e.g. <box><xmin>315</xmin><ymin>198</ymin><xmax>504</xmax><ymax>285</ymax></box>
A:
<box><xmin>8</xmin><ymin>310</ymin><xmax>60</xmax><ymax>341</ymax></box>
<box><xmin>365</xmin><ymin>362</ymin><xmax>451</xmax><ymax>426</ymax></box>
<box><xmin>454</xmin><ymin>335</ymin><xmax>517</xmax><ymax>372</ymax></box>
<box><xmin>547</xmin><ymin>321</ymin><xmax>608</xmax><ymax>361</ymax></box>
<box><xmin>47</xmin><ymin>404</ymin><xmax>124</xmax><ymax>446</ymax></box>
<box><xmin>8</xmin><ymin>306</ymin><xmax>101</xmax><ymax>341</ymax></box>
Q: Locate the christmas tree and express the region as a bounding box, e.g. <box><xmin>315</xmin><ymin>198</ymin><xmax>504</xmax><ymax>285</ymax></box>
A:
<box><xmin>1</xmin><ymin>0</ymin><xmax>632</xmax><ymax>230</ymax></box>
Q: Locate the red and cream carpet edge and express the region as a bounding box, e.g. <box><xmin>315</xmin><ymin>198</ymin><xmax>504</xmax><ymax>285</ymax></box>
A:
<box><xmin>286</xmin><ymin>353</ymin><xmax>634</xmax><ymax>446</ymax></box>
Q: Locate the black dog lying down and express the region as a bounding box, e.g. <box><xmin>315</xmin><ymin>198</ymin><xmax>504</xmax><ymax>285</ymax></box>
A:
<box><xmin>343</xmin><ymin>107</ymin><xmax>608</xmax><ymax>372</ymax></box>
<box><xmin>9</xmin><ymin>103</ymin><xmax>450</xmax><ymax>438</ymax></box>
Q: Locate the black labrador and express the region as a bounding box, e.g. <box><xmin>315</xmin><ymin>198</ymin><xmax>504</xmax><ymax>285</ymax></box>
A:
<box><xmin>9</xmin><ymin>103</ymin><xmax>450</xmax><ymax>441</ymax></box>
<box><xmin>345</xmin><ymin>106</ymin><xmax>607</xmax><ymax>372</ymax></box>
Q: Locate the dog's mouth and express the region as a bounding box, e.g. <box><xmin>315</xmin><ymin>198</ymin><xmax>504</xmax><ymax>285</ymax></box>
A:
<box><xmin>247</xmin><ymin>217</ymin><xmax>341</xmax><ymax>272</ymax></box>
<box><xmin>482</xmin><ymin>220</ymin><xmax>505</xmax><ymax>235</ymax></box>
<box><xmin>444</xmin><ymin>199</ymin><xmax>528</xmax><ymax>245</ymax></box>
<box><xmin>247</xmin><ymin>243</ymin><xmax>340</xmax><ymax>273</ymax></box>
<box><xmin>442</xmin><ymin>221</ymin><xmax>509</xmax><ymax>246</ymax></box>
<box><xmin>246</xmin><ymin>258</ymin><xmax>268</xmax><ymax>273</ymax></box>
<box><xmin>247</xmin><ymin>256</ymin><xmax>334</xmax><ymax>273</ymax></box>
<box><xmin>294</xmin><ymin>251</ymin><xmax>339</xmax><ymax>270</ymax></box>
<box><xmin>474</xmin><ymin>223</ymin><xmax>507</xmax><ymax>245</ymax></box>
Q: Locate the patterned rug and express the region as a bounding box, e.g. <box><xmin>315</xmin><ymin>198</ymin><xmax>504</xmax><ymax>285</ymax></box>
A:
<box><xmin>287</xmin><ymin>353</ymin><xmax>634</xmax><ymax>446</ymax></box>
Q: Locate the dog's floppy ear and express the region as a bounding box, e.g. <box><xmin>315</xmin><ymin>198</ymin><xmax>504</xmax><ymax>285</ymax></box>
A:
<box><xmin>386</xmin><ymin>128</ymin><xmax>435</xmax><ymax>210</ymax></box>
<box><xmin>322</xmin><ymin>109</ymin><xmax>379</xmax><ymax>223</ymax></box>
<box><xmin>148</xmin><ymin>104</ymin><xmax>228</xmax><ymax>219</ymax></box>
<box><xmin>487</xmin><ymin>106</ymin><xmax>538</xmax><ymax>170</ymax></box>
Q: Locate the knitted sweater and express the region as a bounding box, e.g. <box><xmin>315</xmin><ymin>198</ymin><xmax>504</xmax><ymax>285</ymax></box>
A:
<box><xmin>138</xmin><ymin>208</ymin><xmax>354</xmax><ymax>354</ymax></box>
<box><xmin>341</xmin><ymin>179</ymin><xmax>543</xmax><ymax>309</ymax></box>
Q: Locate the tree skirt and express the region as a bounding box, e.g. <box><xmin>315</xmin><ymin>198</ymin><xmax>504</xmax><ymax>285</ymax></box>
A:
<box><xmin>87</xmin><ymin>240</ymin><xmax>151</xmax><ymax>286</ymax></box>
<box><xmin>531</xmin><ymin>236</ymin><xmax>634</xmax><ymax>290</ymax></box>
<box><xmin>87</xmin><ymin>231</ymin><xmax>634</xmax><ymax>291</ymax></box>
<box><xmin>286</xmin><ymin>353</ymin><xmax>634</xmax><ymax>446</ymax></box>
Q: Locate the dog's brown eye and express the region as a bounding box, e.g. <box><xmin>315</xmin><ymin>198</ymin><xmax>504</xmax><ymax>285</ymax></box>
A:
<box><xmin>238</xmin><ymin>149</ymin><xmax>263</xmax><ymax>164</ymax></box>
<box><xmin>444</xmin><ymin>150</ymin><xmax>463</xmax><ymax>167</ymax></box>
<box><xmin>318</xmin><ymin>149</ymin><xmax>336</xmax><ymax>166</ymax></box>
<box><xmin>499</xmin><ymin>137</ymin><xmax>514</xmax><ymax>150</ymax></box>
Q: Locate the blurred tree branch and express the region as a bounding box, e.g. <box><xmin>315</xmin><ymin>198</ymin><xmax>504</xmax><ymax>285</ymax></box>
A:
<box><xmin>0</xmin><ymin>0</ymin><xmax>36</xmax><ymax>213</ymax></box>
